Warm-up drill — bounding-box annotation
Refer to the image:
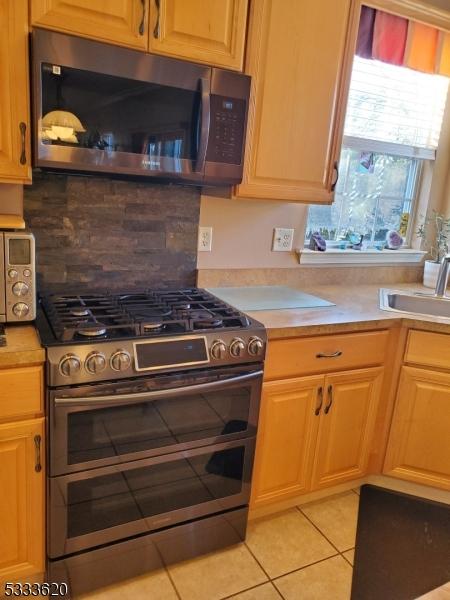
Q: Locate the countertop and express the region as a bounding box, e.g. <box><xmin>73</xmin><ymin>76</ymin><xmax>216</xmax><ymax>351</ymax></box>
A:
<box><xmin>0</xmin><ymin>324</ymin><xmax>45</xmax><ymax>369</ymax></box>
<box><xmin>245</xmin><ymin>283</ymin><xmax>450</xmax><ymax>339</ymax></box>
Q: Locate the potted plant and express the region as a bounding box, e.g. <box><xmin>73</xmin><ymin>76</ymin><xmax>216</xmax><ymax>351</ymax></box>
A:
<box><xmin>416</xmin><ymin>211</ymin><xmax>450</xmax><ymax>288</ymax></box>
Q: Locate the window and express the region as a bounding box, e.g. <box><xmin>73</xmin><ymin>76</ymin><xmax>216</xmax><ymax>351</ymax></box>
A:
<box><xmin>305</xmin><ymin>56</ymin><xmax>449</xmax><ymax>247</ymax></box>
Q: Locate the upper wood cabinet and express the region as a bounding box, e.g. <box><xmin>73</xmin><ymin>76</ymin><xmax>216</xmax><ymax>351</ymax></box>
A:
<box><xmin>0</xmin><ymin>418</ymin><xmax>44</xmax><ymax>586</ymax></box>
<box><xmin>0</xmin><ymin>0</ymin><xmax>31</xmax><ymax>184</ymax></box>
<box><xmin>384</xmin><ymin>366</ymin><xmax>450</xmax><ymax>491</ymax></box>
<box><xmin>235</xmin><ymin>0</ymin><xmax>356</xmax><ymax>203</ymax></box>
<box><xmin>148</xmin><ymin>0</ymin><xmax>248</xmax><ymax>70</ymax></box>
<box><xmin>31</xmin><ymin>0</ymin><xmax>150</xmax><ymax>50</ymax></box>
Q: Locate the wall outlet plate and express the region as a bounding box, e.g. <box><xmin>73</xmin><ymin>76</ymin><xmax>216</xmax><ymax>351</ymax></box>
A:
<box><xmin>198</xmin><ymin>226</ymin><xmax>213</xmax><ymax>252</ymax></box>
<box><xmin>272</xmin><ymin>228</ymin><xmax>294</xmax><ymax>251</ymax></box>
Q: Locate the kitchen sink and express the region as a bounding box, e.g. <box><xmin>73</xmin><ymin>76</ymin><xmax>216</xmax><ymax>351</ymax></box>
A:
<box><xmin>379</xmin><ymin>288</ymin><xmax>450</xmax><ymax>320</ymax></box>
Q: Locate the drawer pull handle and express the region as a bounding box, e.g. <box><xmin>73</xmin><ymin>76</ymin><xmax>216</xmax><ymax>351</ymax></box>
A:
<box><xmin>316</xmin><ymin>351</ymin><xmax>342</xmax><ymax>359</ymax></box>
<box><xmin>315</xmin><ymin>386</ymin><xmax>323</xmax><ymax>416</ymax></box>
<box><xmin>153</xmin><ymin>0</ymin><xmax>161</xmax><ymax>38</ymax></box>
<box><xmin>34</xmin><ymin>435</ymin><xmax>42</xmax><ymax>473</ymax></box>
<box><xmin>19</xmin><ymin>122</ymin><xmax>27</xmax><ymax>165</ymax></box>
<box><xmin>138</xmin><ymin>0</ymin><xmax>146</xmax><ymax>35</ymax></box>
<box><xmin>324</xmin><ymin>385</ymin><xmax>333</xmax><ymax>414</ymax></box>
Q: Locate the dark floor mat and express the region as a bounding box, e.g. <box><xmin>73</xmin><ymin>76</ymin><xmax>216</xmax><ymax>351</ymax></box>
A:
<box><xmin>351</xmin><ymin>484</ymin><xmax>450</xmax><ymax>600</ymax></box>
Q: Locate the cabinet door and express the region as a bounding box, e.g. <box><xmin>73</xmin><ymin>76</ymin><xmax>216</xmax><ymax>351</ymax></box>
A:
<box><xmin>384</xmin><ymin>367</ymin><xmax>450</xmax><ymax>491</ymax></box>
<box><xmin>149</xmin><ymin>0</ymin><xmax>248</xmax><ymax>70</ymax></box>
<box><xmin>251</xmin><ymin>376</ymin><xmax>322</xmax><ymax>507</ymax></box>
<box><xmin>0</xmin><ymin>419</ymin><xmax>44</xmax><ymax>586</ymax></box>
<box><xmin>0</xmin><ymin>0</ymin><xmax>31</xmax><ymax>184</ymax></box>
<box><xmin>311</xmin><ymin>367</ymin><xmax>383</xmax><ymax>490</ymax></box>
<box><xmin>31</xmin><ymin>0</ymin><xmax>149</xmax><ymax>50</ymax></box>
<box><xmin>235</xmin><ymin>0</ymin><xmax>354</xmax><ymax>203</ymax></box>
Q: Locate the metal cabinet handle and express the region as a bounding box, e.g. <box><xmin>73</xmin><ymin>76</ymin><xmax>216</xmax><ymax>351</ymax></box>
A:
<box><xmin>19</xmin><ymin>122</ymin><xmax>27</xmax><ymax>165</ymax></box>
<box><xmin>331</xmin><ymin>160</ymin><xmax>339</xmax><ymax>192</ymax></box>
<box><xmin>34</xmin><ymin>435</ymin><xmax>42</xmax><ymax>472</ymax></box>
<box><xmin>139</xmin><ymin>0</ymin><xmax>146</xmax><ymax>35</ymax></box>
<box><xmin>316</xmin><ymin>350</ymin><xmax>342</xmax><ymax>359</ymax></box>
<box><xmin>315</xmin><ymin>386</ymin><xmax>323</xmax><ymax>416</ymax></box>
<box><xmin>324</xmin><ymin>385</ymin><xmax>333</xmax><ymax>414</ymax></box>
<box><xmin>153</xmin><ymin>0</ymin><xmax>161</xmax><ymax>38</ymax></box>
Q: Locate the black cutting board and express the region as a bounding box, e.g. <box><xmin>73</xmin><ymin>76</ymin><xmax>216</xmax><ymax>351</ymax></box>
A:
<box><xmin>351</xmin><ymin>485</ymin><xmax>450</xmax><ymax>600</ymax></box>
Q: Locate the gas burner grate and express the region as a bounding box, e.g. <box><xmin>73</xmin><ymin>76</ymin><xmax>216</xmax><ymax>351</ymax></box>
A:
<box><xmin>39</xmin><ymin>288</ymin><xmax>251</xmax><ymax>342</ymax></box>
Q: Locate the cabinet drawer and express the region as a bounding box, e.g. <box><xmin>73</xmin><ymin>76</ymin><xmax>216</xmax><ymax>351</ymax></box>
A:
<box><xmin>405</xmin><ymin>330</ymin><xmax>450</xmax><ymax>370</ymax></box>
<box><xmin>0</xmin><ymin>366</ymin><xmax>43</xmax><ymax>421</ymax></box>
<box><xmin>265</xmin><ymin>330</ymin><xmax>389</xmax><ymax>380</ymax></box>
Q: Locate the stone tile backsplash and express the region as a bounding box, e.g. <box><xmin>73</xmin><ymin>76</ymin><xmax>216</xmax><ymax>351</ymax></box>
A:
<box><xmin>24</xmin><ymin>173</ymin><xmax>200</xmax><ymax>294</ymax></box>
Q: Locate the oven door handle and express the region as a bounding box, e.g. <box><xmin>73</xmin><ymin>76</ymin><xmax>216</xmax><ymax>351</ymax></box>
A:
<box><xmin>54</xmin><ymin>370</ymin><xmax>263</xmax><ymax>407</ymax></box>
<box><xmin>195</xmin><ymin>76</ymin><xmax>211</xmax><ymax>173</ymax></box>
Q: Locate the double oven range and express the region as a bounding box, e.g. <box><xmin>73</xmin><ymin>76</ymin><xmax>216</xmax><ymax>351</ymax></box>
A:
<box><xmin>36</xmin><ymin>288</ymin><xmax>265</xmax><ymax>596</ymax></box>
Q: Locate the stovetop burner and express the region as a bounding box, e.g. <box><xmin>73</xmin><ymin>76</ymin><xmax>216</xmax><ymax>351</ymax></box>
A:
<box><xmin>39</xmin><ymin>288</ymin><xmax>252</xmax><ymax>344</ymax></box>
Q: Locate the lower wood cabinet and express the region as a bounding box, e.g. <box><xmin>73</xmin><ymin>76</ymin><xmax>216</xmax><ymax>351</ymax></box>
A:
<box><xmin>0</xmin><ymin>418</ymin><xmax>45</xmax><ymax>586</ymax></box>
<box><xmin>384</xmin><ymin>366</ymin><xmax>450</xmax><ymax>491</ymax></box>
<box><xmin>251</xmin><ymin>367</ymin><xmax>384</xmax><ymax>507</ymax></box>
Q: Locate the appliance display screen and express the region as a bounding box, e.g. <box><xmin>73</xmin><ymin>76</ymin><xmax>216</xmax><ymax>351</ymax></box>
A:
<box><xmin>9</xmin><ymin>239</ymin><xmax>30</xmax><ymax>265</ymax></box>
<box><xmin>135</xmin><ymin>337</ymin><xmax>208</xmax><ymax>370</ymax></box>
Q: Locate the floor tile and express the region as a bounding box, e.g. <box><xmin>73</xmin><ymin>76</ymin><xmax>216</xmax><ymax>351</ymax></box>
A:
<box><xmin>301</xmin><ymin>491</ymin><xmax>359</xmax><ymax>551</ymax></box>
<box><xmin>167</xmin><ymin>543</ymin><xmax>267</xmax><ymax>600</ymax></box>
<box><xmin>77</xmin><ymin>568</ymin><xmax>178</xmax><ymax>600</ymax></box>
<box><xmin>245</xmin><ymin>509</ymin><xmax>336</xmax><ymax>579</ymax></box>
<box><xmin>227</xmin><ymin>582</ymin><xmax>283</xmax><ymax>599</ymax></box>
<box><xmin>343</xmin><ymin>548</ymin><xmax>355</xmax><ymax>566</ymax></box>
<box><xmin>274</xmin><ymin>555</ymin><xmax>353</xmax><ymax>600</ymax></box>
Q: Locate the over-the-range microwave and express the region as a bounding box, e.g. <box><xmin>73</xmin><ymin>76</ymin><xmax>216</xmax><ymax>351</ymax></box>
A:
<box><xmin>31</xmin><ymin>29</ymin><xmax>251</xmax><ymax>186</ymax></box>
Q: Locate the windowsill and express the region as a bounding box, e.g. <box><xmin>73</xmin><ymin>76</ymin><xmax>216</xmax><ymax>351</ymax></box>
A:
<box><xmin>297</xmin><ymin>248</ymin><xmax>426</xmax><ymax>266</ymax></box>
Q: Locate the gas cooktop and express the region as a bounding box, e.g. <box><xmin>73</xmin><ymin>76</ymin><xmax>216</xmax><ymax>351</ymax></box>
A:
<box><xmin>38</xmin><ymin>288</ymin><xmax>253</xmax><ymax>344</ymax></box>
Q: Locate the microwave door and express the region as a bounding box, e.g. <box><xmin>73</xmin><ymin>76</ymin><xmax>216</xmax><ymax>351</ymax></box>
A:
<box><xmin>195</xmin><ymin>78</ymin><xmax>211</xmax><ymax>175</ymax></box>
<box><xmin>0</xmin><ymin>234</ymin><xmax>5</xmax><ymax>321</ymax></box>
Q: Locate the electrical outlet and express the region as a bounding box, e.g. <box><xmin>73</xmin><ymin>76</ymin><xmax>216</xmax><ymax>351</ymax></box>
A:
<box><xmin>272</xmin><ymin>227</ymin><xmax>294</xmax><ymax>251</ymax></box>
<box><xmin>198</xmin><ymin>226</ymin><xmax>213</xmax><ymax>252</ymax></box>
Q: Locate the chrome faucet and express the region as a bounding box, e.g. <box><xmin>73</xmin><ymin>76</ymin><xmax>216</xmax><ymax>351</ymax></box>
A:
<box><xmin>434</xmin><ymin>253</ymin><xmax>450</xmax><ymax>297</ymax></box>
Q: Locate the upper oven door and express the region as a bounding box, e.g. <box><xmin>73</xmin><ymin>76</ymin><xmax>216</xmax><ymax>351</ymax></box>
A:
<box><xmin>49</xmin><ymin>364</ymin><xmax>263</xmax><ymax>477</ymax></box>
<box><xmin>0</xmin><ymin>233</ymin><xmax>5</xmax><ymax>321</ymax></box>
<box><xmin>32</xmin><ymin>29</ymin><xmax>209</xmax><ymax>183</ymax></box>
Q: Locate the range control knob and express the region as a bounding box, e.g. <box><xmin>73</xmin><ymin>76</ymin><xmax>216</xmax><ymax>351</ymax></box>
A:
<box><xmin>8</xmin><ymin>269</ymin><xmax>18</xmax><ymax>279</ymax></box>
<box><xmin>248</xmin><ymin>336</ymin><xmax>264</xmax><ymax>356</ymax></box>
<box><xmin>85</xmin><ymin>352</ymin><xmax>107</xmax><ymax>374</ymax></box>
<box><xmin>12</xmin><ymin>281</ymin><xmax>29</xmax><ymax>296</ymax></box>
<box><xmin>210</xmin><ymin>340</ymin><xmax>227</xmax><ymax>360</ymax></box>
<box><xmin>230</xmin><ymin>338</ymin><xmax>246</xmax><ymax>358</ymax></box>
<box><xmin>110</xmin><ymin>350</ymin><xmax>131</xmax><ymax>372</ymax></box>
<box><xmin>12</xmin><ymin>302</ymin><xmax>29</xmax><ymax>318</ymax></box>
<box><xmin>59</xmin><ymin>353</ymin><xmax>81</xmax><ymax>377</ymax></box>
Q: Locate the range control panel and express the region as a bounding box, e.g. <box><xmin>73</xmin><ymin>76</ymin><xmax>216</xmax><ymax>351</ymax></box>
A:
<box><xmin>207</xmin><ymin>95</ymin><xmax>246</xmax><ymax>165</ymax></box>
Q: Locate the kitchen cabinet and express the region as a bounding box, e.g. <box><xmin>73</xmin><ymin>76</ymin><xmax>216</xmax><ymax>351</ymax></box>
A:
<box><xmin>0</xmin><ymin>0</ymin><xmax>31</xmax><ymax>184</ymax></box>
<box><xmin>384</xmin><ymin>366</ymin><xmax>450</xmax><ymax>491</ymax></box>
<box><xmin>149</xmin><ymin>0</ymin><xmax>248</xmax><ymax>70</ymax></box>
<box><xmin>251</xmin><ymin>376</ymin><xmax>322</xmax><ymax>506</ymax></box>
<box><xmin>251</xmin><ymin>330</ymin><xmax>386</xmax><ymax>508</ymax></box>
<box><xmin>311</xmin><ymin>368</ymin><xmax>383</xmax><ymax>489</ymax></box>
<box><xmin>0</xmin><ymin>418</ymin><xmax>45</xmax><ymax>586</ymax></box>
<box><xmin>31</xmin><ymin>0</ymin><xmax>149</xmax><ymax>50</ymax></box>
<box><xmin>235</xmin><ymin>0</ymin><xmax>357</xmax><ymax>203</ymax></box>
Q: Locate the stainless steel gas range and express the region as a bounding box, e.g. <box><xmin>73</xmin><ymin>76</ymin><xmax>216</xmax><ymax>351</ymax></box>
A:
<box><xmin>36</xmin><ymin>288</ymin><xmax>266</xmax><ymax>597</ymax></box>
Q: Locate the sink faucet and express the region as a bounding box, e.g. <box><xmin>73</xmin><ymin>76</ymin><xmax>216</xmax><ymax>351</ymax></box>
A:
<box><xmin>434</xmin><ymin>253</ymin><xmax>450</xmax><ymax>297</ymax></box>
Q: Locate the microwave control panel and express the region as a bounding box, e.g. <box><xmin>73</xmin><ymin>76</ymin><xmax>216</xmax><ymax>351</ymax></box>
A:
<box><xmin>207</xmin><ymin>95</ymin><xmax>246</xmax><ymax>165</ymax></box>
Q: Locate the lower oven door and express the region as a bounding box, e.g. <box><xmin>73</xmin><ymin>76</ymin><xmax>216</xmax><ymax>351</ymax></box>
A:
<box><xmin>48</xmin><ymin>437</ymin><xmax>255</xmax><ymax>559</ymax></box>
<box><xmin>49</xmin><ymin>364</ymin><xmax>262</xmax><ymax>476</ymax></box>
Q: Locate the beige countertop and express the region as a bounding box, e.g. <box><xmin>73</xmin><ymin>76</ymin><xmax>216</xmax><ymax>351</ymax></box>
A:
<box><xmin>245</xmin><ymin>283</ymin><xmax>450</xmax><ymax>338</ymax></box>
<box><xmin>0</xmin><ymin>324</ymin><xmax>45</xmax><ymax>369</ymax></box>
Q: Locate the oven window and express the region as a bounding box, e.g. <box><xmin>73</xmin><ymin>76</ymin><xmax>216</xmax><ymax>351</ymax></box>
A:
<box><xmin>41</xmin><ymin>64</ymin><xmax>199</xmax><ymax>160</ymax></box>
<box><xmin>67</xmin><ymin>387</ymin><xmax>252</xmax><ymax>465</ymax></box>
<box><xmin>67</xmin><ymin>446</ymin><xmax>245</xmax><ymax>538</ymax></box>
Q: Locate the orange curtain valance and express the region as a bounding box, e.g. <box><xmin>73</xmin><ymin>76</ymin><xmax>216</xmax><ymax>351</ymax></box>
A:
<box><xmin>356</xmin><ymin>6</ymin><xmax>450</xmax><ymax>76</ymax></box>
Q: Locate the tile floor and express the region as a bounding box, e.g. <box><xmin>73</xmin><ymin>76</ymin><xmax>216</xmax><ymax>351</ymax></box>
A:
<box><xmin>79</xmin><ymin>489</ymin><xmax>360</xmax><ymax>600</ymax></box>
